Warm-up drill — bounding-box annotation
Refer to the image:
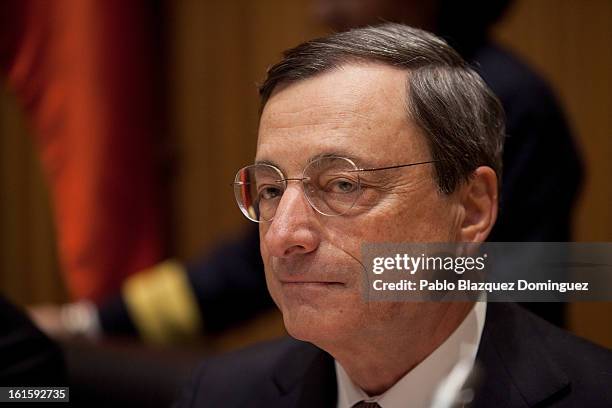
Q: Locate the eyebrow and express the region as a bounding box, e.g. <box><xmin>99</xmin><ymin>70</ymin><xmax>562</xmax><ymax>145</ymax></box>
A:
<box><xmin>254</xmin><ymin>158</ymin><xmax>280</xmax><ymax>167</ymax></box>
<box><xmin>306</xmin><ymin>152</ymin><xmax>352</xmax><ymax>164</ymax></box>
<box><xmin>255</xmin><ymin>151</ymin><xmax>377</xmax><ymax>169</ymax></box>
<box><xmin>309</xmin><ymin>152</ymin><xmax>386</xmax><ymax>170</ymax></box>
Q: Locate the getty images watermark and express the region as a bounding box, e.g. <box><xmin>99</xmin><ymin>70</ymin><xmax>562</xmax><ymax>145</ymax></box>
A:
<box><xmin>361</xmin><ymin>243</ymin><xmax>612</xmax><ymax>302</ymax></box>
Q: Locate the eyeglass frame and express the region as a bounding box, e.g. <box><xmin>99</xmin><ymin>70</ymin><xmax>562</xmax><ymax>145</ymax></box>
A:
<box><xmin>232</xmin><ymin>156</ymin><xmax>439</xmax><ymax>223</ymax></box>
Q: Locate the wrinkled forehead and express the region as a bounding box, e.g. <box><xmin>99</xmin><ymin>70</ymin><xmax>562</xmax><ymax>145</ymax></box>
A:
<box><xmin>256</xmin><ymin>63</ymin><xmax>429</xmax><ymax>171</ymax></box>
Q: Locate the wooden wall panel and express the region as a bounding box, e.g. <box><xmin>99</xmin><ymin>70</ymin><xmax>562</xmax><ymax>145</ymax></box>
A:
<box><xmin>0</xmin><ymin>87</ymin><xmax>66</xmax><ymax>305</ymax></box>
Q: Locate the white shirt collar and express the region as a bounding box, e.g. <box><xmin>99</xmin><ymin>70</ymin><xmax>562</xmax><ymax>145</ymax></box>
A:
<box><xmin>335</xmin><ymin>301</ymin><xmax>487</xmax><ymax>408</ymax></box>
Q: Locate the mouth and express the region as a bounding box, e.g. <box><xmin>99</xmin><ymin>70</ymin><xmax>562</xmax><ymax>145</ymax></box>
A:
<box><xmin>278</xmin><ymin>278</ymin><xmax>348</xmax><ymax>294</ymax></box>
<box><xmin>272</xmin><ymin>256</ymin><xmax>354</xmax><ymax>291</ymax></box>
<box><xmin>280</xmin><ymin>280</ymin><xmax>345</xmax><ymax>287</ymax></box>
<box><xmin>279</xmin><ymin>281</ymin><xmax>347</xmax><ymax>299</ymax></box>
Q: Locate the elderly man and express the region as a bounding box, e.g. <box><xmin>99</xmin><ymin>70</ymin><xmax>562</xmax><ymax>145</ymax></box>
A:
<box><xmin>178</xmin><ymin>24</ymin><xmax>611</xmax><ymax>408</ymax></box>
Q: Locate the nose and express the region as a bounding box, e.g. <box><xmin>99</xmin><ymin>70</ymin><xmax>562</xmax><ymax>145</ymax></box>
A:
<box><xmin>262</xmin><ymin>184</ymin><xmax>320</xmax><ymax>258</ymax></box>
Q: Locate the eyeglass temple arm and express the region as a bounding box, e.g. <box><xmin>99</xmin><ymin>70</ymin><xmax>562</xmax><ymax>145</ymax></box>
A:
<box><xmin>350</xmin><ymin>160</ymin><xmax>439</xmax><ymax>173</ymax></box>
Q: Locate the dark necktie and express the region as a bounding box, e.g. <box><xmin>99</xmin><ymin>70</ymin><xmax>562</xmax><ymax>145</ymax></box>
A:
<box><xmin>352</xmin><ymin>401</ymin><xmax>381</xmax><ymax>408</ymax></box>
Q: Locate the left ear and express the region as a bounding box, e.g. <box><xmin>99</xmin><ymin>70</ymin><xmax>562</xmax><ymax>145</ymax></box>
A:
<box><xmin>458</xmin><ymin>166</ymin><xmax>498</xmax><ymax>243</ymax></box>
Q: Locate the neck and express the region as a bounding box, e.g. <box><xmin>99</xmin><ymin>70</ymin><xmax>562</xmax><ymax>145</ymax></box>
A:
<box><xmin>329</xmin><ymin>302</ymin><xmax>472</xmax><ymax>396</ymax></box>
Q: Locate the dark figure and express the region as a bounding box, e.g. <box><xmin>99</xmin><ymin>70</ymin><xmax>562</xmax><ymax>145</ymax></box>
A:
<box><xmin>0</xmin><ymin>295</ymin><xmax>66</xmax><ymax>385</ymax></box>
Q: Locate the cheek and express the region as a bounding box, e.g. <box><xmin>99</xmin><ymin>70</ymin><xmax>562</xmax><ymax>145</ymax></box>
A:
<box><xmin>363</xmin><ymin>192</ymin><xmax>459</xmax><ymax>242</ymax></box>
<box><xmin>259</xmin><ymin>231</ymin><xmax>282</xmax><ymax>306</ymax></box>
<box><xmin>364</xmin><ymin>301</ymin><xmax>409</xmax><ymax>327</ymax></box>
<box><xmin>259</xmin><ymin>226</ymin><xmax>274</xmax><ymax>266</ymax></box>
<box><xmin>263</xmin><ymin>265</ymin><xmax>283</xmax><ymax>310</ymax></box>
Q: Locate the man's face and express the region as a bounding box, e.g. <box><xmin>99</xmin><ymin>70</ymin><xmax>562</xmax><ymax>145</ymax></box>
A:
<box><xmin>256</xmin><ymin>63</ymin><xmax>464</xmax><ymax>347</ymax></box>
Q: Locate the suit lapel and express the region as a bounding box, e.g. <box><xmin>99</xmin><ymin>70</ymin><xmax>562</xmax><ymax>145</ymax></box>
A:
<box><xmin>472</xmin><ymin>303</ymin><xmax>570</xmax><ymax>408</ymax></box>
<box><xmin>263</xmin><ymin>340</ymin><xmax>337</xmax><ymax>408</ymax></box>
<box><xmin>295</xmin><ymin>350</ymin><xmax>337</xmax><ymax>408</ymax></box>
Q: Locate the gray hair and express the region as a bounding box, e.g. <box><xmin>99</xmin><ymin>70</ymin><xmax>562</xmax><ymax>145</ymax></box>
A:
<box><xmin>259</xmin><ymin>23</ymin><xmax>505</xmax><ymax>194</ymax></box>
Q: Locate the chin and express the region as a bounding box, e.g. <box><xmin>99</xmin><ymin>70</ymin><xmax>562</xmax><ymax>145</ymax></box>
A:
<box><xmin>280</xmin><ymin>301</ymin><xmax>360</xmax><ymax>347</ymax></box>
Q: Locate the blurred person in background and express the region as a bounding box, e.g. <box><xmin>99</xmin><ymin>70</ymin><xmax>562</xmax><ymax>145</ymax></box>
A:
<box><xmin>27</xmin><ymin>0</ymin><xmax>581</xmax><ymax>343</ymax></box>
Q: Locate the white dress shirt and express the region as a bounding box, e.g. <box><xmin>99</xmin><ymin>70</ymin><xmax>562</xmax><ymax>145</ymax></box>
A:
<box><xmin>336</xmin><ymin>301</ymin><xmax>487</xmax><ymax>408</ymax></box>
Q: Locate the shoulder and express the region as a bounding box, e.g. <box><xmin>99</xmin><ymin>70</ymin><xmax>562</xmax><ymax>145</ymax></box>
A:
<box><xmin>492</xmin><ymin>303</ymin><xmax>612</xmax><ymax>362</ymax></box>
<box><xmin>524</xmin><ymin>306</ymin><xmax>612</xmax><ymax>389</ymax></box>
<box><xmin>176</xmin><ymin>337</ymin><xmax>319</xmax><ymax>408</ymax></box>
<box><xmin>483</xmin><ymin>303</ymin><xmax>612</xmax><ymax>403</ymax></box>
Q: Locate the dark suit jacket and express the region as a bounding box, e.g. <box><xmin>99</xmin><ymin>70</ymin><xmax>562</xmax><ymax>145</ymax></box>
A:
<box><xmin>177</xmin><ymin>303</ymin><xmax>612</xmax><ymax>407</ymax></box>
<box><xmin>0</xmin><ymin>295</ymin><xmax>67</xmax><ymax>385</ymax></box>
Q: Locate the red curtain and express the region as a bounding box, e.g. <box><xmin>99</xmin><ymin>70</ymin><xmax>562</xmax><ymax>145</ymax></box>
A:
<box><xmin>1</xmin><ymin>0</ymin><xmax>167</xmax><ymax>301</ymax></box>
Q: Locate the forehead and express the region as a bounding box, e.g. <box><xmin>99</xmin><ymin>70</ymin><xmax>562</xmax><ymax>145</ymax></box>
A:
<box><xmin>256</xmin><ymin>63</ymin><xmax>428</xmax><ymax>169</ymax></box>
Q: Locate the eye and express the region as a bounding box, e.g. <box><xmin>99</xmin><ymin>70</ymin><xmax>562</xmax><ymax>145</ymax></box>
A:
<box><xmin>258</xmin><ymin>185</ymin><xmax>283</xmax><ymax>200</ymax></box>
<box><xmin>325</xmin><ymin>178</ymin><xmax>358</xmax><ymax>194</ymax></box>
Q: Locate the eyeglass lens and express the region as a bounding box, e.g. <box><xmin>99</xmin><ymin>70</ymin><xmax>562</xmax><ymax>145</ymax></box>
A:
<box><xmin>234</xmin><ymin>157</ymin><xmax>361</xmax><ymax>222</ymax></box>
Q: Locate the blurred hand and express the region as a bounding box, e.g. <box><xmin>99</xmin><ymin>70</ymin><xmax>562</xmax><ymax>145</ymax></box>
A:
<box><xmin>27</xmin><ymin>304</ymin><xmax>70</xmax><ymax>339</ymax></box>
<box><xmin>28</xmin><ymin>301</ymin><xmax>101</xmax><ymax>340</ymax></box>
